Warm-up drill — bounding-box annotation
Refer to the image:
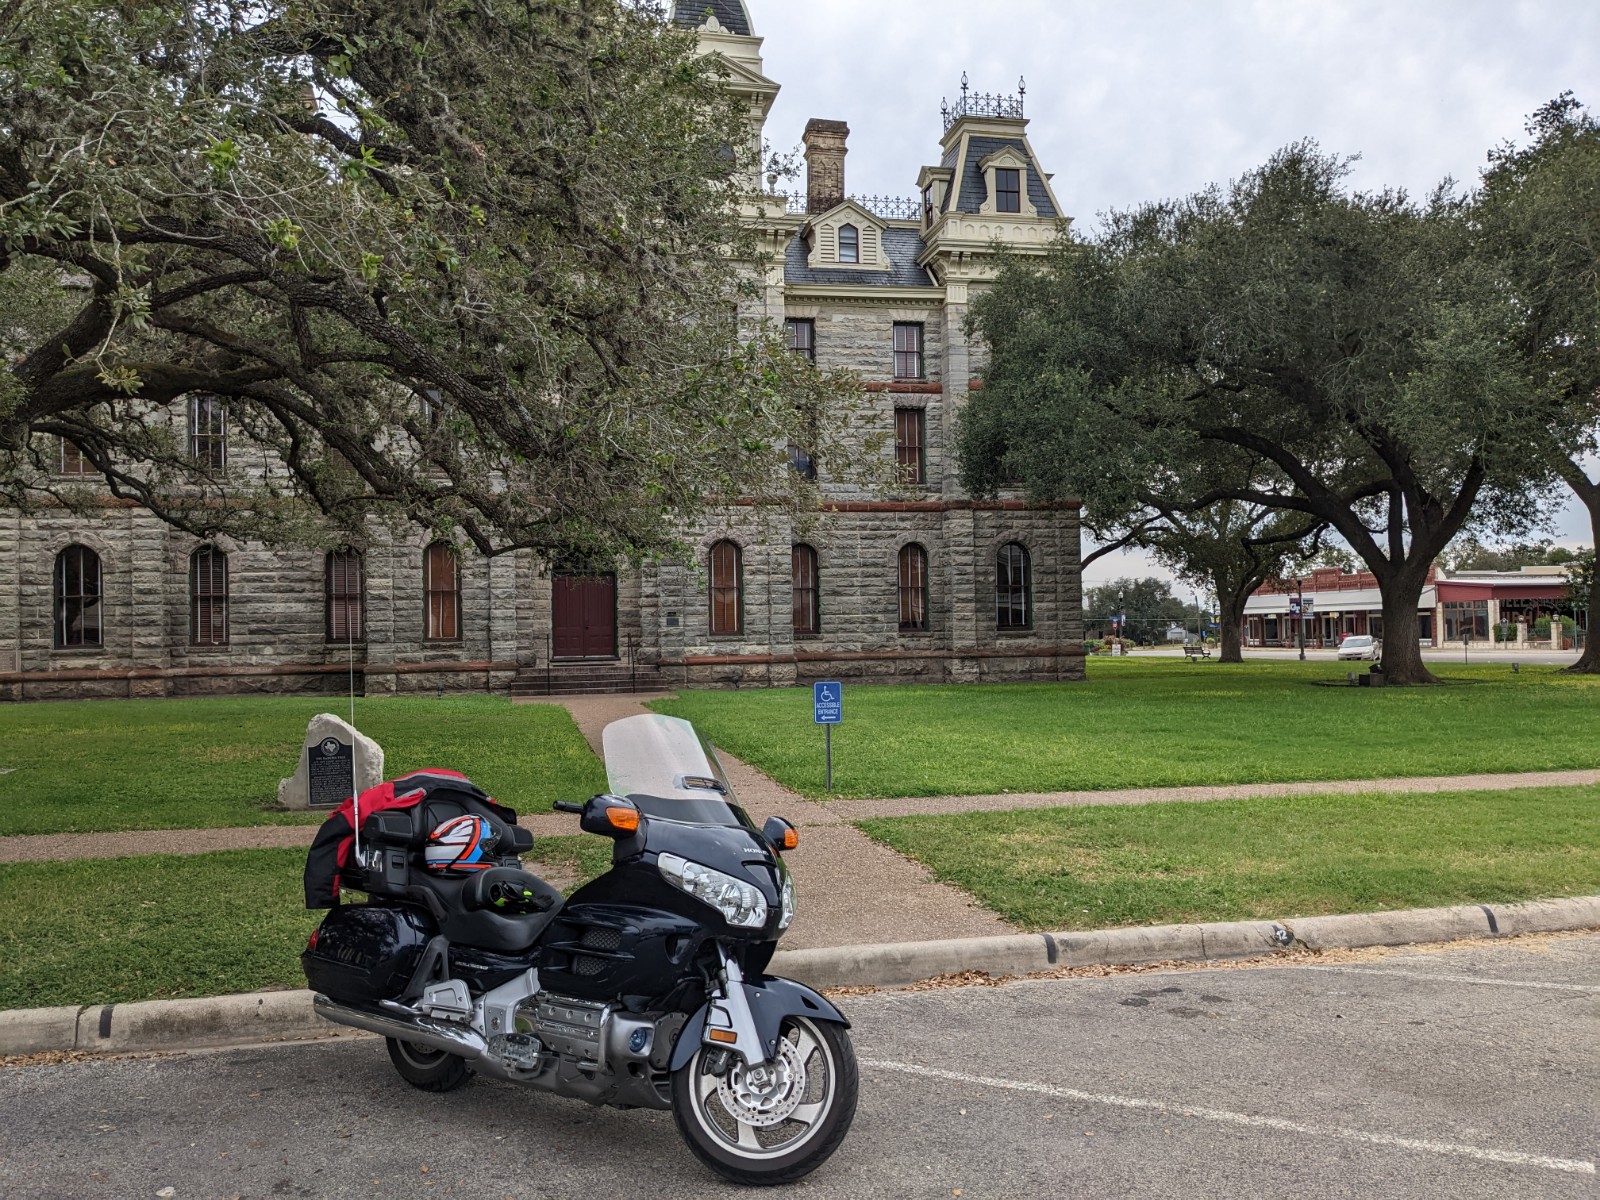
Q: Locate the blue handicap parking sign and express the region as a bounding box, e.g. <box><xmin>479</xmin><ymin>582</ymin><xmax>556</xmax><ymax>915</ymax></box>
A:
<box><xmin>813</xmin><ymin>682</ymin><xmax>843</xmax><ymax>725</ymax></box>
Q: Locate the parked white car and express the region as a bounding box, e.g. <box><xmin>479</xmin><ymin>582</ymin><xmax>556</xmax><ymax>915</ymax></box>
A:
<box><xmin>1337</xmin><ymin>634</ymin><xmax>1380</xmax><ymax>661</ymax></box>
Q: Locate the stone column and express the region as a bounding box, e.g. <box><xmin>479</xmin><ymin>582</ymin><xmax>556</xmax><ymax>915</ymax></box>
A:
<box><xmin>941</xmin><ymin>284</ymin><xmax>979</xmax><ymax>679</ymax></box>
<box><xmin>766</xmin><ymin>515</ymin><xmax>798</xmax><ymax>687</ymax></box>
<box><xmin>939</xmin><ymin>285</ymin><xmax>971</xmax><ymax>496</ymax></box>
<box><xmin>126</xmin><ymin>512</ymin><xmax>169</xmax><ymax>697</ymax></box>
<box><xmin>654</xmin><ymin>558</ymin><xmax>691</xmax><ymax>688</ymax></box>
<box><xmin>486</xmin><ymin>551</ymin><xmax>519</xmax><ymax>692</ymax></box>
<box><xmin>0</xmin><ymin>511</ymin><xmax>19</xmax><ymax>699</ymax></box>
<box><xmin>364</xmin><ymin>537</ymin><xmax>397</xmax><ymax>695</ymax></box>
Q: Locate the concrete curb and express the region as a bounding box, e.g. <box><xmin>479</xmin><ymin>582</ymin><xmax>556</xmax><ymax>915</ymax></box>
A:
<box><xmin>4</xmin><ymin>896</ymin><xmax>1596</xmax><ymax>1058</ymax></box>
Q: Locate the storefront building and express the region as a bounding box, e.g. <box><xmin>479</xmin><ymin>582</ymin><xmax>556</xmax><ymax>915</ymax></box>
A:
<box><xmin>1244</xmin><ymin>566</ymin><xmax>1577</xmax><ymax>649</ymax></box>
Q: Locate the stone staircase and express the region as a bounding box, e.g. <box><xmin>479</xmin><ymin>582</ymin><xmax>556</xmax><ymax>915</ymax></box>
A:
<box><xmin>508</xmin><ymin>661</ymin><xmax>655</xmax><ymax>697</ymax></box>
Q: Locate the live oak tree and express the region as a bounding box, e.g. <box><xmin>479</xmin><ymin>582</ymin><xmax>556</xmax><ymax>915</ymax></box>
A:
<box><xmin>1089</xmin><ymin>443</ymin><xmax>1325</xmax><ymax>664</ymax></box>
<box><xmin>1144</xmin><ymin>499</ymin><xmax>1324</xmax><ymax>664</ymax></box>
<box><xmin>0</xmin><ymin>0</ymin><xmax>862</xmax><ymax>561</ymax></box>
<box><xmin>962</xmin><ymin>144</ymin><xmax>1562</xmax><ymax>685</ymax></box>
<box><xmin>1476</xmin><ymin>95</ymin><xmax>1600</xmax><ymax>672</ymax></box>
<box><xmin>1082</xmin><ymin>576</ymin><xmax>1195</xmax><ymax>646</ymax></box>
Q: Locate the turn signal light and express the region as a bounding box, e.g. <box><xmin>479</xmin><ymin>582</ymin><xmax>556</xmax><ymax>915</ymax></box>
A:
<box><xmin>708</xmin><ymin>1029</ymin><xmax>738</xmax><ymax>1045</ymax></box>
<box><xmin>606</xmin><ymin>806</ymin><xmax>641</xmax><ymax>833</ymax></box>
<box><xmin>782</xmin><ymin>828</ymin><xmax>799</xmax><ymax>850</ymax></box>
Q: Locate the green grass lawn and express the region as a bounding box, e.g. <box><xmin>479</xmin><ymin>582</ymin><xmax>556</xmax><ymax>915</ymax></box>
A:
<box><xmin>655</xmin><ymin>660</ymin><xmax>1600</xmax><ymax>800</ymax></box>
<box><xmin>0</xmin><ymin>836</ymin><xmax>613</xmax><ymax>1009</ymax></box>
<box><xmin>858</xmin><ymin>785</ymin><xmax>1600</xmax><ymax>932</ymax></box>
<box><xmin>0</xmin><ymin>696</ymin><xmax>607</xmax><ymax>837</ymax></box>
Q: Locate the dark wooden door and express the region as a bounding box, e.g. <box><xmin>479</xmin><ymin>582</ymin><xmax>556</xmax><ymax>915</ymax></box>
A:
<box><xmin>552</xmin><ymin>574</ymin><xmax>617</xmax><ymax>659</ymax></box>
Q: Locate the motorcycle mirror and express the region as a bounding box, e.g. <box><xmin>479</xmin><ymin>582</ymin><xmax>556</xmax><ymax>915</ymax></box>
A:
<box><xmin>581</xmin><ymin>794</ymin><xmax>641</xmax><ymax>838</ymax></box>
<box><xmin>763</xmin><ymin>816</ymin><xmax>799</xmax><ymax>853</ymax></box>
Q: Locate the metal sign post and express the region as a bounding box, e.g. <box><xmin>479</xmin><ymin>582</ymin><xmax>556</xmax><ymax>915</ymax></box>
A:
<box><xmin>813</xmin><ymin>682</ymin><xmax>843</xmax><ymax>793</ymax></box>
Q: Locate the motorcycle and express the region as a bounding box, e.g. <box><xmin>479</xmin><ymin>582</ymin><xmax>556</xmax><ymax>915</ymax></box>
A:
<box><xmin>300</xmin><ymin>713</ymin><xmax>857</xmax><ymax>1187</ymax></box>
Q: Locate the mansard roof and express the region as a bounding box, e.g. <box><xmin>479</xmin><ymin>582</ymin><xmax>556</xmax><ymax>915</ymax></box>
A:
<box><xmin>945</xmin><ymin>135</ymin><xmax>1058</xmax><ymax>218</ymax></box>
<box><xmin>673</xmin><ymin>1</ymin><xmax>753</xmax><ymax>35</ymax></box>
<box><xmin>784</xmin><ymin>227</ymin><xmax>935</xmax><ymax>289</ymax></box>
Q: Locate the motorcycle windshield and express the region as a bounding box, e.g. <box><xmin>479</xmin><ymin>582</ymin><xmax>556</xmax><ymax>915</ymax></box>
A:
<box><xmin>601</xmin><ymin>713</ymin><xmax>747</xmax><ymax>828</ymax></box>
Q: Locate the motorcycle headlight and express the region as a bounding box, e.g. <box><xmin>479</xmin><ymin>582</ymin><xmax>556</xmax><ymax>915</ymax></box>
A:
<box><xmin>658</xmin><ymin>853</ymin><xmax>769</xmax><ymax>930</ymax></box>
<box><xmin>779</xmin><ymin>873</ymin><xmax>796</xmax><ymax>932</ymax></box>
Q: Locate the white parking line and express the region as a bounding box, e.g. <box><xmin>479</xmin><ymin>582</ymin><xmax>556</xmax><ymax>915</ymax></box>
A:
<box><xmin>1295</xmin><ymin>965</ymin><xmax>1600</xmax><ymax>992</ymax></box>
<box><xmin>863</xmin><ymin>1059</ymin><xmax>1596</xmax><ymax>1176</ymax></box>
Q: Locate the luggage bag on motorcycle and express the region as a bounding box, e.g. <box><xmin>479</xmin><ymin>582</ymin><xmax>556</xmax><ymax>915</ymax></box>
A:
<box><xmin>301</xmin><ymin>903</ymin><xmax>439</xmax><ymax>1005</ymax></box>
<box><xmin>303</xmin><ymin>768</ymin><xmax>525</xmax><ymax>909</ymax></box>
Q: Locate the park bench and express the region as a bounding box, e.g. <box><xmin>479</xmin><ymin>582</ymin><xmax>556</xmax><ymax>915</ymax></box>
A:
<box><xmin>1182</xmin><ymin>644</ymin><xmax>1212</xmax><ymax>661</ymax></box>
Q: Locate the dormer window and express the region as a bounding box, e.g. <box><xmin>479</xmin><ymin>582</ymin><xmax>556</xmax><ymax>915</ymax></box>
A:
<box><xmin>996</xmin><ymin>168</ymin><xmax>1021</xmax><ymax>214</ymax></box>
<box><xmin>975</xmin><ymin>148</ymin><xmax>1039</xmax><ymax>218</ymax></box>
<box><xmin>838</xmin><ymin>224</ymin><xmax>859</xmax><ymax>264</ymax></box>
<box><xmin>804</xmin><ymin>206</ymin><xmax>888</xmax><ymax>271</ymax></box>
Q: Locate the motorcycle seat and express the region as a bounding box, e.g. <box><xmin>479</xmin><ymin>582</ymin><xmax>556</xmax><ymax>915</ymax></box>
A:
<box><xmin>463</xmin><ymin>867</ymin><xmax>564</xmax><ymax>916</ymax></box>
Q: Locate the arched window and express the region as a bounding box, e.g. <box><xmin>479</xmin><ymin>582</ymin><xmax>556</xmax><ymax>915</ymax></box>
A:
<box><xmin>54</xmin><ymin>545</ymin><xmax>102</xmax><ymax>648</ymax></box>
<box><xmin>996</xmin><ymin>543</ymin><xmax>1032</xmax><ymax>630</ymax></box>
<box><xmin>709</xmin><ymin>540</ymin><xmax>743</xmax><ymax>636</ymax></box>
<box><xmin>838</xmin><ymin>223</ymin><xmax>860</xmax><ymax>264</ymax></box>
<box><xmin>326</xmin><ymin>549</ymin><xmax>365</xmax><ymax>644</ymax></box>
<box><xmin>792</xmin><ymin>544</ymin><xmax>820</xmax><ymax>636</ymax></box>
<box><xmin>424</xmin><ymin>542</ymin><xmax>462</xmax><ymax>642</ymax></box>
<box><xmin>898</xmin><ymin>544</ymin><xmax>929</xmax><ymax>632</ymax></box>
<box><xmin>190</xmin><ymin>546</ymin><xmax>229</xmax><ymax>646</ymax></box>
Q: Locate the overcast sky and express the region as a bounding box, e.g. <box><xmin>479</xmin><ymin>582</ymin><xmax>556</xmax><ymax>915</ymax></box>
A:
<box><xmin>744</xmin><ymin>0</ymin><xmax>1600</xmax><ymax>590</ymax></box>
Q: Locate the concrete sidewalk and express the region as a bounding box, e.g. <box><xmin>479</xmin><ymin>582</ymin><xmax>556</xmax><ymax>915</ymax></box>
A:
<box><xmin>536</xmin><ymin>694</ymin><xmax>1016</xmax><ymax>950</ymax></box>
<box><xmin>825</xmin><ymin>767</ymin><xmax>1600</xmax><ymax>822</ymax></box>
<box><xmin>5</xmin><ymin>763</ymin><xmax>1592</xmax><ymax>866</ymax></box>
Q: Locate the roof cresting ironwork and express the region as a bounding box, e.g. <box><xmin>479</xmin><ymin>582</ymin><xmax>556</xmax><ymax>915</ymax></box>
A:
<box><xmin>761</xmin><ymin>192</ymin><xmax>923</xmax><ymax>221</ymax></box>
<box><xmin>941</xmin><ymin>72</ymin><xmax>1026</xmax><ymax>131</ymax></box>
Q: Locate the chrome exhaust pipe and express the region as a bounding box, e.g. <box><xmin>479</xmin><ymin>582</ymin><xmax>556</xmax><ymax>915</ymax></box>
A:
<box><xmin>313</xmin><ymin>994</ymin><xmax>487</xmax><ymax>1060</ymax></box>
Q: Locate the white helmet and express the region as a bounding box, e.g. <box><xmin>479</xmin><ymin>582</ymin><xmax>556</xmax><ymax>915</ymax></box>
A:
<box><xmin>424</xmin><ymin>814</ymin><xmax>498</xmax><ymax>875</ymax></box>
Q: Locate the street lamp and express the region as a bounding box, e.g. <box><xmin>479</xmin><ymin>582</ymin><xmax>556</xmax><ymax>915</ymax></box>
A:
<box><xmin>1297</xmin><ymin>577</ymin><xmax>1306</xmax><ymax>662</ymax></box>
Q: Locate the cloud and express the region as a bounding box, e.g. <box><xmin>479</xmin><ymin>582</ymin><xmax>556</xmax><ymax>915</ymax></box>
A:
<box><xmin>750</xmin><ymin>0</ymin><xmax>1598</xmax><ymax>225</ymax></box>
<box><xmin>745</xmin><ymin>0</ymin><xmax>1600</xmax><ymax>577</ymax></box>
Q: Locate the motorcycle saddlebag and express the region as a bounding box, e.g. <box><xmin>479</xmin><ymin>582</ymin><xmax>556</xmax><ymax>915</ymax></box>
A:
<box><xmin>301</xmin><ymin>904</ymin><xmax>438</xmax><ymax>1005</ymax></box>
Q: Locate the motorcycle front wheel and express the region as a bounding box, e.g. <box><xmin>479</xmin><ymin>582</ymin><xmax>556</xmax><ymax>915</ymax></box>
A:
<box><xmin>671</xmin><ymin>1015</ymin><xmax>858</xmax><ymax>1187</ymax></box>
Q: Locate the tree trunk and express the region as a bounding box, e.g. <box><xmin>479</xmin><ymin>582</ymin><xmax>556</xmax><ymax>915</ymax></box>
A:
<box><xmin>1568</xmin><ymin>491</ymin><xmax>1600</xmax><ymax>674</ymax></box>
<box><xmin>1376</xmin><ymin>571</ymin><xmax>1440</xmax><ymax>686</ymax></box>
<box><xmin>1216</xmin><ymin>581</ymin><xmax>1250</xmax><ymax>664</ymax></box>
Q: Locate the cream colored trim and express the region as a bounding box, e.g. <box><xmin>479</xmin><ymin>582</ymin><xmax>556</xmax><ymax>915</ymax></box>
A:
<box><xmin>781</xmin><ymin>285</ymin><xmax>946</xmax><ymax>306</ymax></box>
<box><xmin>784</xmin><ymin>303</ymin><xmax>821</xmax><ymax>319</ymax></box>
<box><xmin>976</xmin><ymin>147</ymin><xmax>1040</xmax><ymax>219</ymax></box>
<box><xmin>977</xmin><ymin>146</ymin><xmax>1030</xmax><ymax>172</ymax></box>
<box><xmin>939</xmin><ymin>114</ymin><xmax>1031</xmax><ymax>152</ymax></box>
<box><xmin>802</xmin><ymin>200</ymin><xmax>892</xmax><ymax>271</ymax></box>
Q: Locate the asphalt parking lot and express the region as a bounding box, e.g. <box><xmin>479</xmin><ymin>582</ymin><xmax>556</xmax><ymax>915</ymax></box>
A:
<box><xmin>2</xmin><ymin>933</ymin><xmax>1595</xmax><ymax>1199</ymax></box>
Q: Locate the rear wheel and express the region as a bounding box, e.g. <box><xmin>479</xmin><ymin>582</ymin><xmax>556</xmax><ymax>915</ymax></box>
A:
<box><xmin>672</xmin><ymin>1016</ymin><xmax>858</xmax><ymax>1186</ymax></box>
<box><xmin>386</xmin><ymin>1037</ymin><xmax>473</xmax><ymax>1092</ymax></box>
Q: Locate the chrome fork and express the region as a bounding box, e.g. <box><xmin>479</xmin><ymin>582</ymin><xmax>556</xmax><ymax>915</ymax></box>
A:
<box><xmin>704</xmin><ymin>947</ymin><xmax>771</xmax><ymax>1068</ymax></box>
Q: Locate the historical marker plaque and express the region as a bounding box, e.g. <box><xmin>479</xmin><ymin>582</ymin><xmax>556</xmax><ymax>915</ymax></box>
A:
<box><xmin>308</xmin><ymin>736</ymin><xmax>355</xmax><ymax>808</ymax></box>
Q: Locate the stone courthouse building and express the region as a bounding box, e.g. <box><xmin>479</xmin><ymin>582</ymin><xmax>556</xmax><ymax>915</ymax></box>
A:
<box><xmin>0</xmin><ymin>0</ymin><xmax>1084</xmax><ymax>701</ymax></box>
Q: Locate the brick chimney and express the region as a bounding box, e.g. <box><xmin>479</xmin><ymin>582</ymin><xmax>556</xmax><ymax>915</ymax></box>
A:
<box><xmin>803</xmin><ymin>119</ymin><xmax>849</xmax><ymax>213</ymax></box>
